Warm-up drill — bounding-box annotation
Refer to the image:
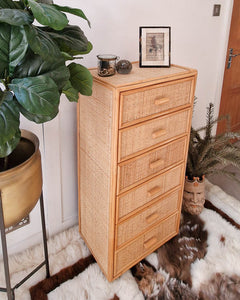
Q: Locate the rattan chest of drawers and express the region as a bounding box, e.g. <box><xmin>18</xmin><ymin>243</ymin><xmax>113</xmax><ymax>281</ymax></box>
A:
<box><xmin>77</xmin><ymin>63</ymin><xmax>197</xmax><ymax>281</ymax></box>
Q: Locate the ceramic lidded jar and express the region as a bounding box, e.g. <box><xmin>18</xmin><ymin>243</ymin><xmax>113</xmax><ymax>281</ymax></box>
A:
<box><xmin>116</xmin><ymin>60</ymin><xmax>132</xmax><ymax>74</ymax></box>
<box><xmin>97</xmin><ymin>54</ymin><xmax>118</xmax><ymax>77</ymax></box>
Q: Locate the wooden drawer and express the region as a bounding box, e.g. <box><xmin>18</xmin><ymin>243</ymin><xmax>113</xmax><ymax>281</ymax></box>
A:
<box><xmin>119</xmin><ymin>108</ymin><xmax>190</xmax><ymax>161</ymax></box>
<box><xmin>117</xmin><ymin>164</ymin><xmax>184</xmax><ymax>220</ymax></box>
<box><xmin>114</xmin><ymin>212</ymin><xmax>179</xmax><ymax>276</ymax></box>
<box><xmin>119</xmin><ymin>78</ymin><xmax>193</xmax><ymax>128</ymax></box>
<box><xmin>117</xmin><ymin>137</ymin><xmax>187</xmax><ymax>194</ymax></box>
<box><xmin>116</xmin><ymin>189</ymin><xmax>181</xmax><ymax>248</ymax></box>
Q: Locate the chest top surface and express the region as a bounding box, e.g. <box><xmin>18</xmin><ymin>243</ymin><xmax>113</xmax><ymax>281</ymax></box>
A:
<box><xmin>90</xmin><ymin>62</ymin><xmax>197</xmax><ymax>89</ymax></box>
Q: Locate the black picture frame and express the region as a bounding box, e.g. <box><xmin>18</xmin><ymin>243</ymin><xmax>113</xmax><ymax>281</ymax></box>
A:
<box><xmin>139</xmin><ymin>26</ymin><xmax>171</xmax><ymax>67</ymax></box>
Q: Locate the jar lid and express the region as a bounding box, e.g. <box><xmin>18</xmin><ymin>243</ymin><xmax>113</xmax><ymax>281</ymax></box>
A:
<box><xmin>97</xmin><ymin>54</ymin><xmax>117</xmax><ymax>61</ymax></box>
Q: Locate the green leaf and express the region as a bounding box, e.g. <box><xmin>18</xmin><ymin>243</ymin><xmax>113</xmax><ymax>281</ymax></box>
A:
<box><xmin>44</xmin><ymin>64</ymin><xmax>69</xmax><ymax>91</ymax></box>
<box><xmin>9</xmin><ymin>75</ymin><xmax>60</xmax><ymax>116</ymax></box>
<box><xmin>0</xmin><ymin>91</ymin><xmax>21</xmax><ymax>157</ymax></box>
<box><xmin>62</xmin><ymin>80</ymin><xmax>79</xmax><ymax>102</ymax></box>
<box><xmin>0</xmin><ymin>23</ymin><xmax>28</xmax><ymax>78</ymax></box>
<box><xmin>0</xmin><ymin>0</ymin><xmax>16</xmax><ymax>8</ymax></box>
<box><xmin>0</xmin><ymin>0</ymin><xmax>23</xmax><ymax>8</ymax></box>
<box><xmin>0</xmin><ymin>23</ymin><xmax>10</xmax><ymax>78</ymax></box>
<box><xmin>76</xmin><ymin>41</ymin><xmax>93</xmax><ymax>55</ymax></box>
<box><xmin>9</xmin><ymin>25</ymin><xmax>28</xmax><ymax>76</ymax></box>
<box><xmin>0</xmin><ymin>129</ymin><xmax>21</xmax><ymax>157</ymax></box>
<box><xmin>53</xmin><ymin>4</ymin><xmax>91</xmax><ymax>27</ymax></box>
<box><xmin>68</xmin><ymin>63</ymin><xmax>92</xmax><ymax>96</ymax></box>
<box><xmin>28</xmin><ymin>0</ymin><xmax>68</xmax><ymax>30</ymax></box>
<box><xmin>0</xmin><ymin>9</ymin><xmax>33</xmax><ymax>25</ymax></box>
<box><xmin>24</xmin><ymin>25</ymin><xmax>62</xmax><ymax>62</ymax></box>
<box><xmin>66</xmin><ymin>41</ymin><xmax>93</xmax><ymax>57</ymax></box>
<box><xmin>19</xmin><ymin>102</ymin><xmax>58</xmax><ymax>123</ymax></box>
<box><xmin>41</xmin><ymin>25</ymin><xmax>89</xmax><ymax>56</ymax></box>
<box><xmin>14</xmin><ymin>49</ymin><xmax>70</xmax><ymax>91</ymax></box>
<box><xmin>37</xmin><ymin>0</ymin><xmax>53</xmax><ymax>4</ymax></box>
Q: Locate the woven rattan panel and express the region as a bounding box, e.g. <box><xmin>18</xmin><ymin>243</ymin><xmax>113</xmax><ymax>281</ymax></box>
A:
<box><xmin>78</xmin><ymin>63</ymin><xmax>197</xmax><ymax>281</ymax></box>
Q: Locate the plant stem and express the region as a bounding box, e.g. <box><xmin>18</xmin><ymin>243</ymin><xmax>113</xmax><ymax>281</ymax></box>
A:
<box><xmin>3</xmin><ymin>157</ymin><xmax>8</xmax><ymax>171</ymax></box>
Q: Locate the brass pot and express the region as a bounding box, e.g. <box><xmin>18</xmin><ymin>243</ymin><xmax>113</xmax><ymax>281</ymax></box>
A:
<box><xmin>182</xmin><ymin>176</ymin><xmax>205</xmax><ymax>215</ymax></box>
<box><xmin>0</xmin><ymin>130</ymin><xmax>42</xmax><ymax>228</ymax></box>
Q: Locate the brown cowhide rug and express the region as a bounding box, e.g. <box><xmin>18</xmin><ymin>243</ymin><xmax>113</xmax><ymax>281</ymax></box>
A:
<box><xmin>29</xmin><ymin>199</ymin><xmax>240</xmax><ymax>300</ymax></box>
<box><xmin>131</xmin><ymin>202</ymin><xmax>240</xmax><ymax>300</ymax></box>
<box><xmin>157</xmin><ymin>212</ymin><xmax>208</xmax><ymax>287</ymax></box>
<box><xmin>131</xmin><ymin>211</ymin><xmax>207</xmax><ymax>299</ymax></box>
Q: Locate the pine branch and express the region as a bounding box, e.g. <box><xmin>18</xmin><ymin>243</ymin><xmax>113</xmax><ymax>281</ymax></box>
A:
<box><xmin>205</xmin><ymin>102</ymin><xmax>214</xmax><ymax>140</ymax></box>
<box><xmin>202</xmin><ymin>147</ymin><xmax>240</xmax><ymax>174</ymax></box>
<box><xmin>207</xmin><ymin>168</ymin><xmax>240</xmax><ymax>184</ymax></box>
<box><xmin>186</xmin><ymin>102</ymin><xmax>240</xmax><ymax>178</ymax></box>
<box><xmin>198</xmin><ymin>134</ymin><xmax>233</xmax><ymax>165</ymax></box>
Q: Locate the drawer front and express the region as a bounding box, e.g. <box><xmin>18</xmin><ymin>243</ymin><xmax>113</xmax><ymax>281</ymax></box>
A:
<box><xmin>117</xmin><ymin>164</ymin><xmax>184</xmax><ymax>220</ymax></box>
<box><xmin>116</xmin><ymin>189</ymin><xmax>181</xmax><ymax>248</ymax></box>
<box><xmin>119</xmin><ymin>109</ymin><xmax>190</xmax><ymax>161</ymax></box>
<box><xmin>114</xmin><ymin>212</ymin><xmax>179</xmax><ymax>276</ymax></box>
<box><xmin>117</xmin><ymin>137</ymin><xmax>187</xmax><ymax>194</ymax></box>
<box><xmin>120</xmin><ymin>78</ymin><xmax>193</xmax><ymax>127</ymax></box>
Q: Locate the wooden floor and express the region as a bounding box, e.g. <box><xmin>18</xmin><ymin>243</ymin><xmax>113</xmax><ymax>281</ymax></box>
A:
<box><xmin>207</xmin><ymin>142</ymin><xmax>240</xmax><ymax>201</ymax></box>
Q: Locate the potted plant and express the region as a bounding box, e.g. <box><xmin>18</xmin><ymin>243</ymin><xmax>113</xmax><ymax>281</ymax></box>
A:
<box><xmin>0</xmin><ymin>0</ymin><xmax>92</xmax><ymax>227</ymax></box>
<box><xmin>183</xmin><ymin>102</ymin><xmax>240</xmax><ymax>215</ymax></box>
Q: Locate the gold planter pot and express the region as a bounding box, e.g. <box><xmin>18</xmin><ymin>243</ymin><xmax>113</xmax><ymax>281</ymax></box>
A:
<box><xmin>0</xmin><ymin>130</ymin><xmax>42</xmax><ymax>228</ymax></box>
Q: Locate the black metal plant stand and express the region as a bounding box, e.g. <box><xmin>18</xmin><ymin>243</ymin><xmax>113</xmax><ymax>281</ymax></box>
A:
<box><xmin>0</xmin><ymin>191</ymin><xmax>50</xmax><ymax>300</ymax></box>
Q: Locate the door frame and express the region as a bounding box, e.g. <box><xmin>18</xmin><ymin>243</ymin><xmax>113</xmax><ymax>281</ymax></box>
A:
<box><xmin>214</xmin><ymin>1</ymin><xmax>235</xmax><ymax>125</ymax></box>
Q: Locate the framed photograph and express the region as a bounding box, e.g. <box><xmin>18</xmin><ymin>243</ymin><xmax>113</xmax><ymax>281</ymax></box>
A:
<box><xmin>139</xmin><ymin>26</ymin><xmax>171</xmax><ymax>67</ymax></box>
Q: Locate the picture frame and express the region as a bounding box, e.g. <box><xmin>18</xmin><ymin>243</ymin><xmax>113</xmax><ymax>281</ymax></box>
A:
<box><xmin>139</xmin><ymin>26</ymin><xmax>171</xmax><ymax>67</ymax></box>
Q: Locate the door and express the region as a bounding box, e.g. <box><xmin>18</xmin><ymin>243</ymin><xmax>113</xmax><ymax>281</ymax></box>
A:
<box><xmin>217</xmin><ymin>0</ymin><xmax>240</xmax><ymax>134</ymax></box>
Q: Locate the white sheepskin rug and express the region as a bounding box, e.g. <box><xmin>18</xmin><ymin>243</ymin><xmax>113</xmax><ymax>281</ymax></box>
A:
<box><xmin>191</xmin><ymin>180</ymin><xmax>240</xmax><ymax>292</ymax></box>
<box><xmin>0</xmin><ymin>180</ymin><xmax>239</xmax><ymax>299</ymax></box>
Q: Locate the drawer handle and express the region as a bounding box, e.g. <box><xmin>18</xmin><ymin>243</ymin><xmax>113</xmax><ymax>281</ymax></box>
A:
<box><xmin>149</xmin><ymin>159</ymin><xmax>164</xmax><ymax>169</ymax></box>
<box><xmin>143</xmin><ymin>236</ymin><xmax>158</xmax><ymax>249</ymax></box>
<box><xmin>154</xmin><ymin>97</ymin><xmax>169</xmax><ymax>106</ymax></box>
<box><xmin>146</xmin><ymin>212</ymin><xmax>159</xmax><ymax>224</ymax></box>
<box><xmin>152</xmin><ymin>129</ymin><xmax>167</xmax><ymax>139</ymax></box>
<box><xmin>147</xmin><ymin>186</ymin><xmax>161</xmax><ymax>197</ymax></box>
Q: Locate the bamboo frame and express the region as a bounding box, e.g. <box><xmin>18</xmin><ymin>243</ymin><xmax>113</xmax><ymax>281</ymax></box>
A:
<box><xmin>77</xmin><ymin>62</ymin><xmax>197</xmax><ymax>281</ymax></box>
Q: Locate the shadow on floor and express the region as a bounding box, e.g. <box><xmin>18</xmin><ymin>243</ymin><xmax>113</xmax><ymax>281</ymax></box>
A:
<box><xmin>207</xmin><ymin>141</ymin><xmax>240</xmax><ymax>201</ymax></box>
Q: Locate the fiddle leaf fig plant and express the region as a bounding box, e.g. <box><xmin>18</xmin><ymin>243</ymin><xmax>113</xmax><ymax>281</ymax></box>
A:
<box><xmin>0</xmin><ymin>0</ymin><xmax>93</xmax><ymax>158</ymax></box>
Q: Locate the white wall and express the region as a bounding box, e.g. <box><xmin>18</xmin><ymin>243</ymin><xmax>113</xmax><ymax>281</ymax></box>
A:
<box><xmin>78</xmin><ymin>0</ymin><xmax>233</xmax><ymax>127</ymax></box>
<box><xmin>6</xmin><ymin>0</ymin><xmax>234</xmax><ymax>254</ymax></box>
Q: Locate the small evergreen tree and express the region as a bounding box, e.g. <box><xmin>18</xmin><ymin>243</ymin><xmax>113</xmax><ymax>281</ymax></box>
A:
<box><xmin>186</xmin><ymin>103</ymin><xmax>240</xmax><ymax>181</ymax></box>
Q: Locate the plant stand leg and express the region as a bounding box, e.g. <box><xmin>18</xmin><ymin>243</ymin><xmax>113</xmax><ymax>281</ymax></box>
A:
<box><xmin>40</xmin><ymin>192</ymin><xmax>50</xmax><ymax>278</ymax></box>
<box><xmin>0</xmin><ymin>190</ymin><xmax>14</xmax><ymax>300</ymax></box>
<box><xmin>0</xmin><ymin>191</ymin><xmax>50</xmax><ymax>299</ymax></box>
